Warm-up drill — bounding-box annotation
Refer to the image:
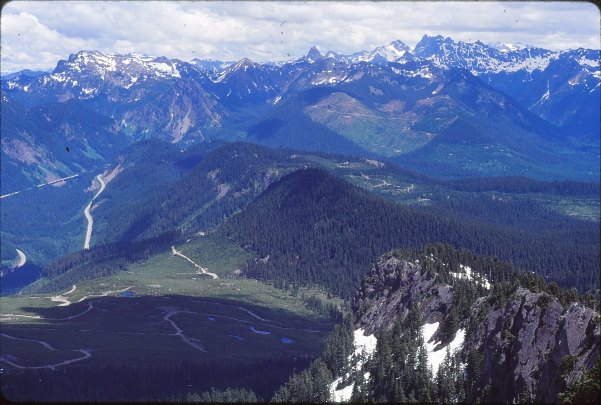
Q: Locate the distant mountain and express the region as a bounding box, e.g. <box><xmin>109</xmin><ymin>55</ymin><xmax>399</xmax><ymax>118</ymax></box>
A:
<box><xmin>246</xmin><ymin>63</ymin><xmax>597</xmax><ymax>179</ymax></box>
<box><xmin>412</xmin><ymin>35</ymin><xmax>556</xmax><ymax>74</ymax></box>
<box><xmin>1</xmin><ymin>51</ymin><xmax>226</xmax><ymax>190</ymax></box>
<box><xmin>412</xmin><ymin>35</ymin><xmax>600</xmax><ymax>143</ymax></box>
<box><xmin>1</xmin><ymin>69</ymin><xmax>49</xmax><ymax>81</ymax></box>
<box><xmin>2</xmin><ymin>37</ymin><xmax>598</xmax><ymax>187</ymax></box>
<box><xmin>489</xmin><ymin>41</ymin><xmax>532</xmax><ymax>53</ymax></box>
<box><xmin>189</xmin><ymin>58</ymin><xmax>233</xmax><ymax>80</ymax></box>
<box><xmin>305</xmin><ymin>46</ymin><xmax>325</xmax><ymax>63</ymax></box>
<box><xmin>210</xmin><ymin>57</ymin><xmax>287</xmax><ymax>105</ymax></box>
<box><xmin>349</xmin><ymin>40</ymin><xmax>410</xmax><ymax>64</ymax></box>
<box><xmin>8</xmin><ymin>51</ymin><xmax>199</xmax><ymax>97</ymax></box>
<box><xmin>1</xmin><ymin>92</ymin><xmax>124</xmax><ymax>193</ymax></box>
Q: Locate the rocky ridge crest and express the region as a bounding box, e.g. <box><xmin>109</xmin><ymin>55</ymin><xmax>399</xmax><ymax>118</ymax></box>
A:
<box><xmin>352</xmin><ymin>250</ymin><xmax>600</xmax><ymax>403</ymax></box>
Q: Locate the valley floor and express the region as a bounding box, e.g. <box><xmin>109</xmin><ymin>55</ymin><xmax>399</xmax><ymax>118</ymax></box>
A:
<box><xmin>0</xmin><ymin>235</ymin><xmax>339</xmax><ymax>382</ymax></box>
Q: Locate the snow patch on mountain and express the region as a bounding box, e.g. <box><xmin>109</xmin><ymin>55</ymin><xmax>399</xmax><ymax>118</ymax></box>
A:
<box><xmin>391</xmin><ymin>66</ymin><xmax>433</xmax><ymax>79</ymax></box>
<box><xmin>353</xmin><ymin>328</ymin><xmax>377</xmax><ymax>359</ymax></box>
<box><xmin>489</xmin><ymin>42</ymin><xmax>531</xmax><ymax>53</ymax></box>
<box><xmin>422</xmin><ymin>322</ymin><xmax>466</xmax><ymax>375</ymax></box>
<box><xmin>17</xmin><ymin>50</ymin><xmax>187</xmax><ymax>92</ymax></box>
<box><xmin>450</xmin><ymin>264</ymin><xmax>491</xmax><ymax>289</ymax></box>
<box><xmin>329</xmin><ymin>329</ymin><xmax>377</xmax><ymax>402</ymax></box>
<box><xmin>413</xmin><ymin>35</ymin><xmax>565</xmax><ymax>74</ymax></box>
<box><xmin>577</xmin><ymin>56</ymin><xmax>600</xmax><ymax>69</ymax></box>
<box><xmin>351</xmin><ymin>40</ymin><xmax>410</xmax><ymax>64</ymax></box>
<box><xmin>311</xmin><ymin>71</ymin><xmax>347</xmax><ymax>85</ymax></box>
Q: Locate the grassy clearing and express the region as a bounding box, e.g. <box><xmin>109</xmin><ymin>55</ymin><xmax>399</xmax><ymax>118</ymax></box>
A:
<box><xmin>547</xmin><ymin>198</ymin><xmax>600</xmax><ymax>222</ymax></box>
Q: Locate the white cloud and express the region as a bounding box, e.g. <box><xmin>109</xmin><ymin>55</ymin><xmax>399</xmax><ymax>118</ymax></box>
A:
<box><xmin>1</xmin><ymin>0</ymin><xmax>599</xmax><ymax>73</ymax></box>
<box><xmin>0</xmin><ymin>10</ymin><xmax>93</xmax><ymax>71</ymax></box>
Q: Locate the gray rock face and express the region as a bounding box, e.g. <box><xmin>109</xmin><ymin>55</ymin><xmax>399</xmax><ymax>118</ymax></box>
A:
<box><xmin>353</xmin><ymin>253</ymin><xmax>453</xmax><ymax>337</ymax></box>
<box><xmin>463</xmin><ymin>288</ymin><xmax>599</xmax><ymax>403</ymax></box>
<box><xmin>352</xmin><ymin>253</ymin><xmax>600</xmax><ymax>403</ymax></box>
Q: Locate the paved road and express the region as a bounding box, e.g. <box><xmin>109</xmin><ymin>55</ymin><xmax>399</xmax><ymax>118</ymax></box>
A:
<box><xmin>15</xmin><ymin>249</ymin><xmax>27</xmax><ymax>268</ymax></box>
<box><xmin>83</xmin><ymin>174</ymin><xmax>106</xmax><ymax>249</ymax></box>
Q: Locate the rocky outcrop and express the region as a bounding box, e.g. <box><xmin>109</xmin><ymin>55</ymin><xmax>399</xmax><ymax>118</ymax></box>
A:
<box><xmin>351</xmin><ymin>251</ymin><xmax>600</xmax><ymax>403</ymax></box>
<box><xmin>353</xmin><ymin>252</ymin><xmax>453</xmax><ymax>338</ymax></box>
<box><xmin>464</xmin><ymin>288</ymin><xmax>600</xmax><ymax>403</ymax></box>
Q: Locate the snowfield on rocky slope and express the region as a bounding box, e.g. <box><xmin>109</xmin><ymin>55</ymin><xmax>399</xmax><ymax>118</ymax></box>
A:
<box><xmin>422</xmin><ymin>322</ymin><xmax>466</xmax><ymax>375</ymax></box>
<box><xmin>329</xmin><ymin>328</ymin><xmax>377</xmax><ymax>402</ymax></box>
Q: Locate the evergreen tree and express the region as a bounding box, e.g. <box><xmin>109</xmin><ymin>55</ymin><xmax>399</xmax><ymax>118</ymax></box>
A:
<box><xmin>322</xmin><ymin>314</ymin><xmax>354</xmax><ymax>377</ymax></box>
<box><xmin>372</xmin><ymin>331</ymin><xmax>394</xmax><ymax>401</ymax></box>
<box><xmin>436</xmin><ymin>347</ymin><xmax>456</xmax><ymax>403</ymax></box>
<box><xmin>465</xmin><ymin>348</ymin><xmax>484</xmax><ymax>402</ymax></box>
<box><xmin>415</xmin><ymin>344</ymin><xmax>434</xmax><ymax>402</ymax></box>
<box><xmin>559</xmin><ymin>356</ymin><xmax>601</xmax><ymax>404</ymax></box>
<box><xmin>350</xmin><ymin>370</ymin><xmax>370</xmax><ymax>403</ymax></box>
<box><xmin>309</xmin><ymin>359</ymin><xmax>333</xmax><ymax>402</ymax></box>
<box><xmin>270</xmin><ymin>386</ymin><xmax>290</xmax><ymax>403</ymax></box>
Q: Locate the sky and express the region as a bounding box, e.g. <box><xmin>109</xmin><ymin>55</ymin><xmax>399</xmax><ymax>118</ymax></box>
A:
<box><xmin>1</xmin><ymin>0</ymin><xmax>599</xmax><ymax>73</ymax></box>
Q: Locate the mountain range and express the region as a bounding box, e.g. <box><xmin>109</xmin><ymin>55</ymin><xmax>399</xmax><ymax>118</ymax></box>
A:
<box><xmin>2</xmin><ymin>35</ymin><xmax>599</xmax><ymax>196</ymax></box>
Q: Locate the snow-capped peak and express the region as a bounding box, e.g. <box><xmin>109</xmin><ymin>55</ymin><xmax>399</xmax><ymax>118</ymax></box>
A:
<box><xmin>385</xmin><ymin>40</ymin><xmax>410</xmax><ymax>56</ymax></box>
<box><xmin>411</xmin><ymin>36</ymin><xmax>561</xmax><ymax>74</ymax></box>
<box><xmin>489</xmin><ymin>42</ymin><xmax>531</xmax><ymax>53</ymax></box>
<box><xmin>189</xmin><ymin>58</ymin><xmax>233</xmax><ymax>80</ymax></box>
<box><xmin>62</xmin><ymin>50</ymin><xmax>118</xmax><ymax>73</ymax></box>
<box><xmin>325</xmin><ymin>51</ymin><xmax>339</xmax><ymax>59</ymax></box>
<box><xmin>53</xmin><ymin>50</ymin><xmax>183</xmax><ymax>80</ymax></box>
<box><xmin>351</xmin><ymin>40</ymin><xmax>410</xmax><ymax>64</ymax></box>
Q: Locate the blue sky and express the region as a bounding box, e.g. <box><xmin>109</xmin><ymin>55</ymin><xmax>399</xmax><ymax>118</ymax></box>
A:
<box><xmin>1</xmin><ymin>0</ymin><xmax>599</xmax><ymax>73</ymax></box>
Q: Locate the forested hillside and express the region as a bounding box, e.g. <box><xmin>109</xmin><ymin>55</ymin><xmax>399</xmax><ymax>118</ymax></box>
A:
<box><xmin>223</xmin><ymin>168</ymin><xmax>599</xmax><ymax>297</ymax></box>
<box><xmin>19</xmin><ymin>143</ymin><xmax>598</xmax><ymax>297</ymax></box>
<box><xmin>92</xmin><ymin>139</ymin><xmax>223</xmax><ymax>245</ymax></box>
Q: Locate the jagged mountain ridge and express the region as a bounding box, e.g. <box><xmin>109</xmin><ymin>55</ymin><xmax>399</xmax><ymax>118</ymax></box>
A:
<box><xmin>411</xmin><ymin>35</ymin><xmax>600</xmax><ymax>142</ymax></box>
<box><xmin>2</xmin><ymin>36</ymin><xmax>598</xmax><ymax>192</ymax></box>
<box><xmin>4</xmin><ymin>37</ymin><xmax>597</xmax><ymax>122</ymax></box>
<box><xmin>5</xmin><ymin>36</ymin><xmax>596</xmax><ymax>109</ymax></box>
